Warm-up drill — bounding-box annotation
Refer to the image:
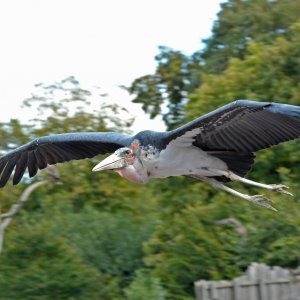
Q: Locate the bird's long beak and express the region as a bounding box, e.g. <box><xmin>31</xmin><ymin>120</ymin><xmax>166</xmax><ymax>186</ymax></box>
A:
<box><xmin>92</xmin><ymin>153</ymin><xmax>125</xmax><ymax>172</ymax></box>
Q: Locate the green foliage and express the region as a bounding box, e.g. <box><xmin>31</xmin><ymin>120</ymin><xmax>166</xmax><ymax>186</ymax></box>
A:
<box><xmin>242</xmin><ymin>195</ymin><xmax>300</xmax><ymax>268</ymax></box>
<box><xmin>56</xmin><ymin>205</ymin><xmax>154</xmax><ymax>287</ymax></box>
<box><xmin>188</xmin><ymin>22</ymin><xmax>300</xmax><ymax>119</ymax></box>
<box><xmin>125</xmin><ymin>269</ymin><xmax>167</xmax><ymax>300</ymax></box>
<box><xmin>23</xmin><ymin>76</ymin><xmax>134</xmax><ymax>135</ymax></box>
<box><xmin>0</xmin><ymin>214</ymin><xmax>119</xmax><ymax>300</ymax></box>
<box><xmin>0</xmin><ymin>119</ymin><xmax>31</xmax><ymax>152</ymax></box>
<box><xmin>263</xmin><ymin>236</ymin><xmax>300</xmax><ymax>267</ymax></box>
<box><xmin>201</xmin><ymin>0</ymin><xmax>300</xmax><ymax>73</ymax></box>
<box><xmin>144</xmin><ymin>200</ymin><xmax>241</xmax><ymax>299</ymax></box>
<box><xmin>128</xmin><ymin>46</ymin><xmax>202</xmax><ymax>129</ymax></box>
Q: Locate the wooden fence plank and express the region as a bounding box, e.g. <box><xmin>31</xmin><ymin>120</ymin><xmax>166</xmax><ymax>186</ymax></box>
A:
<box><xmin>194</xmin><ymin>280</ymin><xmax>208</xmax><ymax>300</ymax></box>
<box><xmin>233</xmin><ymin>278</ymin><xmax>240</xmax><ymax>300</ymax></box>
<box><xmin>194</xmin><ymin>263</ymin><xmax>298</xmax><ymax>300</ymax></box>
<box><xmin>211</xmin><ymin>282</ymin><xmax>219</xmax><ymax>300</ymax></box>
<box><xmin>269</xmin><ymin>268</ymin><xmax>277</xmax><ymax>300</ymax></box>
<box><xmin>259</xmin><ymin>279</ymin><xmax>267</xmax><ymax>300</ymax></box>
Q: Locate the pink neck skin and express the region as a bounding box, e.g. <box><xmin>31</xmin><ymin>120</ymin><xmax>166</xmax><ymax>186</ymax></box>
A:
<box><xmin>114</xmin><ymin>166</ymin><xmax>148</xmax><ymax>184</ymax></box>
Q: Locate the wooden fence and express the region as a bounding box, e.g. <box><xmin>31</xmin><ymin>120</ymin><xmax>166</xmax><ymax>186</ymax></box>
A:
<box><xmin>194</xmin><ymin>263</ymin><xmax>300</xmax><ymax>300</ymax></box>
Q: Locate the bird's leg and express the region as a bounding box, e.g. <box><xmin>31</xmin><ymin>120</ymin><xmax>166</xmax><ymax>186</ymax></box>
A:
<box><xmin>191</xmin><ymin>175</ymin><xmax>277</xmax><ymax>211</ymax></box>
<box><xmin>205</xmin><ymin>169</ymin><xmax>293</xmax><ymax>197</ymax></box>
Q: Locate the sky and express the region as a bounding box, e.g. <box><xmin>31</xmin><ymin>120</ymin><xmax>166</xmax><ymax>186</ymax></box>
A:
<box><xmin>0</xmin><ymin>0</ymin><xmax>224</xmax><ymax>132</ymax></box>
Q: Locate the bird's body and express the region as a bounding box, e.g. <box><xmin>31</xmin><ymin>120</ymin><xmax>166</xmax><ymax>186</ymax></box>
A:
<box><xmin>128</xmin><ymin>129</ymin><xmax>228</xmax><ymax>182</ymax></box>
<box><xmin>0</xmin><ymin>100</ymin><xmax>299</xmax><ymax>210</ymax></box>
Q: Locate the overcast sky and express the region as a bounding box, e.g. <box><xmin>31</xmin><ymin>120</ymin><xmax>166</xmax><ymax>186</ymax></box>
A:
<box><xmin>0</xmin><ymin>0</ymin><xmax>224</xmax><ymax>132</ymax></box>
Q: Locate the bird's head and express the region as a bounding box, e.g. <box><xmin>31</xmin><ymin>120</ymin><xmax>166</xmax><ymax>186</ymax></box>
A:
<box><xmin>92</xmin><ymin>142</ymin><xmax>149</xmax><ymax>184</ymax></box>
<box><xmin>92</xmin><ymin>143</ymin><xmax>139</xmax><ymax>173</ymax></box>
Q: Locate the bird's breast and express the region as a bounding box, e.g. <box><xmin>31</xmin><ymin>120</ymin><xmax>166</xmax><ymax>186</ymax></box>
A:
<box><xmin>148</xmin><ymin>146</ymin><xmax>228</xmax><ymax>179</ymax></box>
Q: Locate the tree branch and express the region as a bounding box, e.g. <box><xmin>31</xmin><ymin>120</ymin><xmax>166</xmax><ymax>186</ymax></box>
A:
<box><xmin>0</xmin><ymin>180</ymin><xmax>49</xmax><ymax>254</ymax></box>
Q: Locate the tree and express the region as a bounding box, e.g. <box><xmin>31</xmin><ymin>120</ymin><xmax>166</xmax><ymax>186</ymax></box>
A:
<box><xmin>125</xmin><ymin>269</ymin><xmax>167</xmax><ymax>300</ymax></box>
<box><xmin>127</xmin><ymin>46</ymin><xmax>202</xmax><ymax>129</ymax></box>
<box><xmin>201</xmin><ymin>0</ymin><xmax>300</xmax><ymax>73</ymax></box>
<box><xmin>127</xmin><ymin>0</ymin><xmax>300</xmax><ymax>128</ymax></box>
<box><xmin>144</xmin><ymin>197</ymin><xmax>242</xmax><ymax>299</ymax></box>
<box><xmin>59</xmin><ymin>206</ymin><xmax>154</xmax><ymax>288</ymax></box>
<box><xmin>0</xmin><ymin>211</ymin><xmax>121</xmax><ymax>300</ymax></box>
<box><xmin>188</xmin><ymin>22</ymin><xmax>300</xmax><ymax>119</ymax></box>
<box><xmin>23</xmin><ymin>76</ymin><xmax>134</xmax><ymax>135</ymax></box>
<box><xmin>0</xmin><ymin>77</ymin><xmax>158</xmax><ymax>298</ymax></box>
<box><xmin>187</xmin><ymin>21</ymin><xmax>300</xmax><ymax>183</ymax></box>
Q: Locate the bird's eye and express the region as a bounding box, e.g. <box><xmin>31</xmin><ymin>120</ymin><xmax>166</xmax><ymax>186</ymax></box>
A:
<box><xmin>125</xmin><ymin>150</ymin><xmax>131</xmax><ymax>155</ymax></box>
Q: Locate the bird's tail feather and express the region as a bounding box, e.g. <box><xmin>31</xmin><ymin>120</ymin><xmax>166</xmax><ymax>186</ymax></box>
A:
<box><xmin>208</xmin><ymin>151</ymin><xmax>255</xmax><ymax>182</ymax></box>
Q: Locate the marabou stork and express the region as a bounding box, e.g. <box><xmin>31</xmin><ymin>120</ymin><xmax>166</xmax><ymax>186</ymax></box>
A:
<box><xmin>0</xmin><ymin>100</ymin><xmax>299</xmax><ymax>210</ymax></box>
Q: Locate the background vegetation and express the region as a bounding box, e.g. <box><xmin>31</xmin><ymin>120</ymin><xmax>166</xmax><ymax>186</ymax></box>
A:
<box><xmin>0</xmin><ymin>1</ymin><xmax>300</xmax><ymax>299</ymax></box>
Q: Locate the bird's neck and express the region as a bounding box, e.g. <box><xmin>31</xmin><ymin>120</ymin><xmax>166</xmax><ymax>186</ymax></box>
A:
<box><xmin>114</xmin><ymin>146</ymin><xmax>159</xmax><ymax>184</ymax></box>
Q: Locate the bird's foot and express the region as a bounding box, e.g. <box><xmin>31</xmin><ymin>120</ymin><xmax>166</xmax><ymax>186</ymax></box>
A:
<box><xmin>268</xmin><ymin>184</ymin><xmax>294</xmax><ymax>197</ymax></box>
<box><xmin>246</xmin><ymin>194</ymin><xmax>277</xmax><ymax>211</ymax></box>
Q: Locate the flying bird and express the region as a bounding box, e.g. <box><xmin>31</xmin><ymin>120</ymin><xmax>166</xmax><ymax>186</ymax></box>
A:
<box><xmin>0</xmin><ymin>100</ymin><xmax>299</xmax><ymax>210</ymax></box>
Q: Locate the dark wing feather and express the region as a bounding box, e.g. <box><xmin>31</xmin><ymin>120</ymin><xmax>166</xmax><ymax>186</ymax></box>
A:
<box><xmin>166</xmin><ymin>100</ymin><xmax>300</xmax><ymax>152</ymax></box>
<box><xmin>0</xmin><ymin>132</ymin><xmax>132</xmax><ymax>187</ymax></box>
<box><xmin>12</xmin><ymin>152</ymin><xmax>29</xmax><ymax>185</ymax></box>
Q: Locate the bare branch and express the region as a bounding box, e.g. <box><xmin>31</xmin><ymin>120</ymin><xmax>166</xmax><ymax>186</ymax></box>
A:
<box><xmin>0</xmin><ymin>166</ymin><xmax>61</xmax><ymax>254</ymax></box>
<box><xmin>216</xmin><ymin>218</ymin><xmax>248</xmax><ymax>250</ymax></box>
<box><xmin>0</xmin><ymin>181</ymin><xmax>48</xmax><ymax>254</ymax></box>
<box><xmin>216</xmin><ymin>218</ymin><xmax>247</xmax><ymax>238</ymax></box>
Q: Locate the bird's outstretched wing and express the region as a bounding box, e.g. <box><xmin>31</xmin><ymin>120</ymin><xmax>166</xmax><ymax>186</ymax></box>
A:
<box><xmin>0</xmin><ymin>132</ymin><xmax>132</xmax><ymax>187</ymax></box>
<box><xmin>167</xmin><ymin>100</ymin><xmax>300</xmax><ymax>153</ymax></box>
